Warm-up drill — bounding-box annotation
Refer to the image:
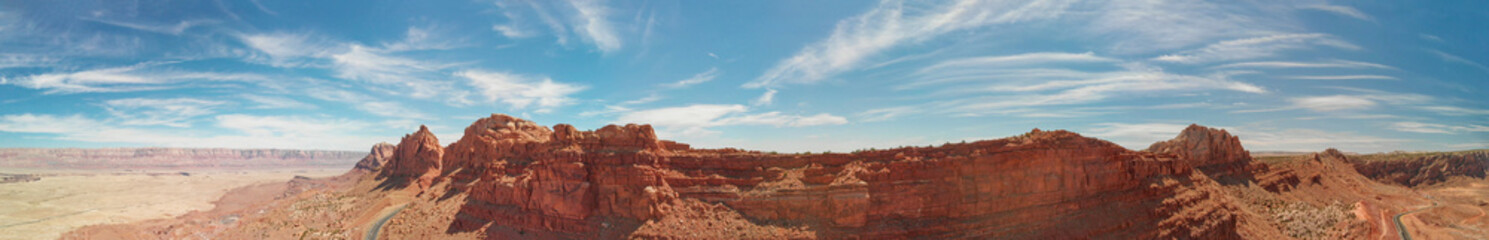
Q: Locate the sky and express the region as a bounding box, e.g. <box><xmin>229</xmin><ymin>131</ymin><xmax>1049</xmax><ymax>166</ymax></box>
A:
<box><xmin>0</xmin><ymin>0</ymin><xmax>1486</xmax><ymax>153</ymax></box>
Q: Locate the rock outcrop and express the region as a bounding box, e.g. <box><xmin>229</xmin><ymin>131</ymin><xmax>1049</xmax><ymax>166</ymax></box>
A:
<box><xmin>351</xmin><ymin>142</ymin><xmax>396</xmax><ymax>172</ymax></box>
<box><xmin>379</xmin><ymin>125</ymin><xmax>444</xmax><ymax>192</ymax></box>
<box><xmin>1147</xmin><ymin>124</ymin><xmax>1256</xmax><ymax>184</ymax></box>
<box><xmin>371</xmin><ymin>115</ymin><xmax>1246</xmax><ymax>239</ymax></box>
<box><xmin>1350</xmin><ymin>150</ymin><xmax>1489</xmax><ymax>187</ymax></box>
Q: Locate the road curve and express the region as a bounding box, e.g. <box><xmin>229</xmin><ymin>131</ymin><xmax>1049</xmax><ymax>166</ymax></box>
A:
<box><xmin>1394</xmin><ymin>195</ymin><xmax>1438</xmax><ymax>240</ymax></box>
<box><xmin>365</xmin><ymin>204</ymin><xmax>408</xmax><ymax>240</ymax></box>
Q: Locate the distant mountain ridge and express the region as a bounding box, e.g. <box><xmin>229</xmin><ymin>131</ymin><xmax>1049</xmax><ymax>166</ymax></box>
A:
<box><xmin>0</xmin><ymin>148</ymin><xmax>365</xmax><ymax>169</ymax></box>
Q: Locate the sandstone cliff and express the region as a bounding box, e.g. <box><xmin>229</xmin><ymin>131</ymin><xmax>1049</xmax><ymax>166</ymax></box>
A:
<box><xmin>80</xmin><ymin>115</ymin><xmax>1466</xmax><ymax>239</ymax></box>
<box><xmin>1147</xmin><ymin>124</ymin><xmax>1256</xmax><ymax>184</ymax></box>
<box><xmin>1350</xmin><ymin>150</ymin><xmax>1489</xmax><ymax>187</ymax></box>
<box><xmin>351</xmin><ymin>142</ymin><xmax>396</xmax><ymax>172</ymax></box>
<box><xmin>363</xmin><ymin>114</ymin><xmax>1247</xmax><ymax>239</ymax></box>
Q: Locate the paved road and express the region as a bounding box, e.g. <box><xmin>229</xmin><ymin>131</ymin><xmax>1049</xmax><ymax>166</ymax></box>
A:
<box><xmin>365</xmin><ymin>204</ymin><xmax>408</xmax><ymax>240</ymax></box>
<box><xmin>1394</xmin><ymin>195</ymin><xmax>1438</xmax><ymax>240</ymax></box>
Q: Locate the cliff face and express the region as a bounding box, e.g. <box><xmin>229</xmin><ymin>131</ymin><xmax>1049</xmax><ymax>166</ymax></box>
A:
<box><xmin>379</xmin><ymin>125</ymin><xmax>444</xmax><ymax>192</ymax></box>
<box><xmin>1147</xmin><ymin>124</ymin><xmax>1255</xmax><ymax>184</ymax></box>
<box><xmin>0</xmin><ymin>148</ymin><xmax>364</xmax><ymax>169</ymax></box>
<box><xmin>351</xmin><ymin>142</ymin><xmax>395</xmax><ymax>172</ymax></box>
<box><xmin>369</xmin><ymin>115</ymin><xmax>1245</xmax><ymax>239</ymax></box>
<box><xmin>1351</xmin><ymin>150</ymin><xmax>1489</xmax><ymax>187</ymax></box>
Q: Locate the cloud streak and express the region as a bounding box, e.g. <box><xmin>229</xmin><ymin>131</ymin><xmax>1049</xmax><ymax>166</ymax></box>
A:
<box><xmin>746</xmin><ymin>0</ymin><xmax>1076</xmax><ymax>88</ymax></box>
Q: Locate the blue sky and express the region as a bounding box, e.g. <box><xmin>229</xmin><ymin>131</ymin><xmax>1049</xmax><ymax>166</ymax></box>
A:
<box><xmin>0</xmin><ymin>0</ymin><xmax>1486</xmax><ymax>153</ymax></box>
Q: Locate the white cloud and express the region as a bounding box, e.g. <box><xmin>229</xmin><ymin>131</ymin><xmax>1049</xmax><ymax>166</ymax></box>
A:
<box><xmin>86</xmin><ymin>19</ymin><xmax>215</xmax><ymax>35</ymax></box>
<box><xmin>1428</xmin><ymin>49</ymin><xmax>1489</xmax><ymax>73</ymax></box>
<box><xmin>5</xmin><ymin>64</ymin><xmax>271</xmax><ymax>94</ymax></box>
<box><xmin>1232</xmin><ymin>128</ymin><xmax>1410</xmax><ymax>152</ymax></box>
<box><xmin>1420</xmin><ymin>106</ymin><xmax>1489</xmax><ymax>116</ymax></box>
<box><xmin>239</xmin><ymin>32</ymin><xmax>334</xmax><ymax>61</ymax></box>
<box><xmin>752</xmin><ymin>89</ymin><xmax>778</xmax><ymax>106</ymax></box>
<box><xmin>746</xmin><ymin>0</ymin><xmax>1076</xmax><ymax>88</ymax></box>
<box><xmin>381</xmin><ymin>25</ymin><xmax>465</xmax><ymax>52</ymax></box>
<box><xmin>621</xmin><ymin>94</ymin><xmax>662</xmax><ymax>105</ymax></box>
<box><xmin>918</xmin><ymin>52</ymin><xmax>1116</xmax><ymax>73</ymax></box>
<box><xmin>494</xmin><ymin>25</ymin><xmax>534</xmax><ymax>38</ymax></box>
<box><xmin>1301</xmin><ymin>5</ymin><xmax>1372</xmax><ymax>21</ymax></box>
<box><xmin>1285</xmin><ymin>75</ymin><xmax>1398</xmax><ymax>81</ymax></box>
<box><xmin>0</xmin><ymin>54</ymin><xmax>58</xmax><ymax>69</ymax></box>
<box><xmin>240</xmin><ymin>94</ymin><xmax>315</xmax><ymax>109</ymax></box>
<box><xmin>662</xmin><ymin>68</ymin><xmax>718</xmax><ymax>88</ymax></box>
<box><xmin>494</xmin><ymin>0</ymin><xmax>625</xmax><ymax>53</ymax></box>
<box><xmin>1390</xmin><ymin>121</ymin><xmax>1489</xmax><ymax>134</ymax></box>
<box><xmin>215</xmin><ymin>114</ymin><xmax>371</xmax><ymax>136</ymax></box>
<box><xmin>1290</xmin><ymin>95</ymin><xmax>1377</xmax><ymax>111</ymax></box>
<box><xmin>913</xmin><ymin>65</ymin><xmax>1266</xmax><ymax>116</ymax></box>
<box><xmin>306</xmin><ymin>87</ymin><xmax>429</xmax><ymax>119</ymax></box>
<box><xmin>1087</xmin><ymin>123</ymin><xmax>1192</xmax><ymax>150</ymax></box>
<box><xmin>102</xmin><ymin>98</ymin><xmax>228</xmax><ymax>127</ymax></box>
<box><xmin>1089</xmin><ymin>122</ymin><xmax>1413</xmax><ymax>152</ymax></box>
<box><xmin>330</xmin><ymin>44</ymin><xmax>456</xmax><ymax>98</ymax></box>
<box><xmin>615</xmin><ymin>104</ymin><xmax>847</xmax><ymax>137</ymax></box>
<box><xmin>1153</xmin><ymin>33</ymin><xmax>1359</xmax><ymax>64</ymax></box>
<box><xmin>566</xmin><ymin>0</ymin><xmax>622</xmax><ymax>53</ymax></box>
<box><xmin>858</xmin><ymin>106</ymin><xmax>919</xmax><ymax>122</ymax></box>
<box><xmin>0</xmin><ymin>113</ymin><xmax>383</xmax><ymax>150</ymax></box>
<box><xmin>457</xmin><ymin>70</ymin><xmax>586</xmax><ymax>112</ymax></box>
<box><xmin>0</xmin><ymin>114</ymin><xmax>100</xmax><ymax>134</ymax></box>
<box><xmin>1211</xmin><ymin>60</ymin><xmax>1395</xmax><ymax>70</ymax></box>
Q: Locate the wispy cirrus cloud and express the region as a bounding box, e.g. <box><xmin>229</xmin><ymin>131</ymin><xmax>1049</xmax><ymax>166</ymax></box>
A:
<box><xmin>492</xmin><ymin>0</ymin><xmax>626</xmax><ymax>53</ymax></box>
<box><xmin>240</xmin><ymin>94</ymin><xmax>315</xmax><ymax>109</ymax></box>
<box><xmin>1285</xmin><ymin>75</ymin><xmax>1398</xmax><ymax>81</ymax></box>
<box><xmin>456</xmin><ymin>70</ymin><xmax>586</xmax><ymax>113</ymax></box>
<box><xmin>1153</xmin><ymin>33</ymin><xmax>1359</xmax><ymax>64</ymax></box>
<box><xmin>102</xmin><ymin>98</ymin><xmax>228</xmax><ymax>127</ymax></box>
<box><xmin>84</xmin><ymin>18</ymin><xmax>216</xmax><ymax>35</ymax></box>
<box><xmin>1088</xmin><ymin>122</ymin><xmax>1410</xmax><ymax>152</ymax></box>
<box><xmin>745</xmin><ymin>0</ymin><xmax>1076</xmax><ymax>88</ymax></box>
<box><xmin>1390</xmin><ymin>121</ymin><xmax>1489</xmax><ymax>134</ymax></box>
<box><xmin>2</xmin><ymin>63</ymin><xmax>271</xmax><ymax>94</ymax></box>
<box><xmin>1300</xmin><ymin>4</ymin><xmax>1373</xmax><ymax>21</ymax></box>
<box><xmin>662</xmin><ymin>67</ymin><xmax>718</xmax><ymax>88</ymax></box>
<box><xmin>889</xmin><ymin>53</ymin><xmax>1265</xmax><ymax>118</ymax></box>
<box><xmin>306</xmin><ymin>87</ymin><xmax>430</xmax><ymax>120</ymax></box>
<box><xmin>0</xmin><ymin>113</ymin><xmax>383</xmax><ymax>150</ymax></box>
<box><xmin>1211</xmin><ymin>60</ymin><xmax>1395</xmax><ymax>70</ymax></box>
<box><xmin>615</xmin><ymin>104</ymin><xmax>847</xmax><ymax>137</ymax></box>
<box><xmin>1428</xmin><ymin>49</ymin><xmax>1489</xmax><ymax>73</ymax></box>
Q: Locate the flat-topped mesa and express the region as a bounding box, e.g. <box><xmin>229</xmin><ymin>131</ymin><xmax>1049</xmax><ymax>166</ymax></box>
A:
<box><xmin>352</xmin><ymin>142</ymin><xmax>396</xmax><ymax>172</ymax></box>
<box><xmin>1146</xmin><ymin>124</ymin><xmax>1254</xmax><ymax>183</ymax></box>
<box><xmin>379</xmin><ymin>125</ymin><xmax>444</xmax><ymax>191</ymax></box>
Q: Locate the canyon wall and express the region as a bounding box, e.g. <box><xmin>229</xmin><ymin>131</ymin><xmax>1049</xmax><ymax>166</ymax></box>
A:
<box><xmin>0</xmin><ymin>148</ymin><xmax>365</xmax><ymax>169</ymax></box>
<box><xmin>1351</xmin><ymin>150</ymin><xmax>1489</xmax><ymax>187</ymax></box>
<box><xmin>373</xmin><ymin>114</ymin><xmax>1249</xmax><ymax>239</ymax></box>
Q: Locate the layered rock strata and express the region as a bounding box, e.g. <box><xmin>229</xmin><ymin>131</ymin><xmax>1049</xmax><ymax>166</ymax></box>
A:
<box><xmin>1350</xmin><ymin>150</ymin><xmax>1489</xmax><ymax>187</ymax></box>
<box><xmin>369</xmin><ymin>114</ymin><xmax>1245</xmax><ymax>239</ymax></box>
<box><xmin>1147</xmin><ymin>124</ymin><xmax>1257</xmax><ymax>184</ymax></box>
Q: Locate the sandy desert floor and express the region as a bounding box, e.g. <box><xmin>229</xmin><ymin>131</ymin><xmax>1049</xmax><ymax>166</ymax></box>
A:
<box><xmin>0</xmin><ymin>168</ymin><xmax>345</xmax><ymax>240</ymax></box>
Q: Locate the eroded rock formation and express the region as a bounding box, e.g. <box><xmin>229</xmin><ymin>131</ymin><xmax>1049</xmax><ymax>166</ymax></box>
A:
<box><xmin>368</xmin><ymin>115</ymin><xmax>1246</xmax><ymax>239</ymax></box>
<box><xmin>380</xmin><ymin>125</ymin><xmax>445</xmax><ymax>192</ymax></box>
<box><xmin>1351</xmin><ymin>150</ymin><xmax>1489</xmax><ymax>187</ymax></box>
<box><xmin>69</xmin><ymin>116</ymin><xmax>1457</xmax><ymax>239</ymax></box>
<box><xmin>352</xmin><ymin>142</ymin><xmax>396</xmax><ymax>172</ymax></box>
<box><xmin>1147</xmin><ymin>124</ymin><xmax>1256</xmax><ymax>184</ymax></box>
